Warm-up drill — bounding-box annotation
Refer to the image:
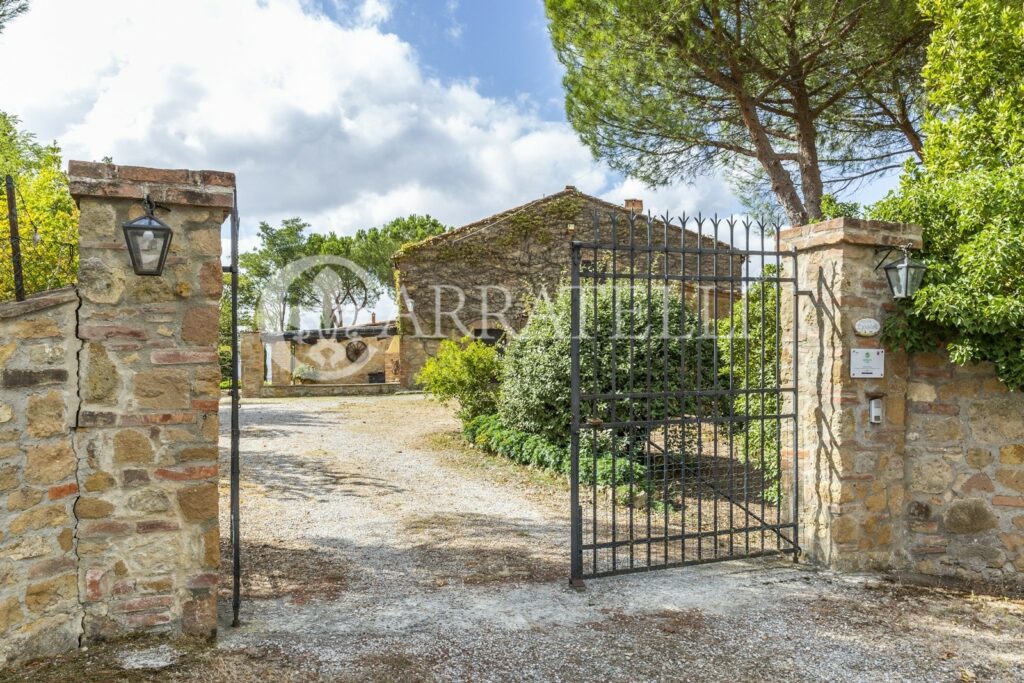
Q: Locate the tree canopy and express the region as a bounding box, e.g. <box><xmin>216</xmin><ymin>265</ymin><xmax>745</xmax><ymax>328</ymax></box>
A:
<box><xmin>238</xmin><ymin>214</ymin><xmax>448</xmax><ymax>331</ymax></box>
<box><xmin>872</xmin><ymin>0</ymin><xmax>1024</xmax><ymax>387</ymax></box>
<box><xmin>545</xmin><ymin>0</ymin><xmax>928</xmax><ymax>224</ymax></box>
<box><xmin>0</xmin><ymin>112</ymin><xmax>78</xmax><ymax>300</ymax></box>
<box><xmin>0</xmin><ymin>0</ymin><xmax>28</xmax><ymax>34</ymax></box>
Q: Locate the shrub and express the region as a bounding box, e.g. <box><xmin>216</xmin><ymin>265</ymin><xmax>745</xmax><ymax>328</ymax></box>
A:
<box><xmin>463</xmin><ymin>414</ymin><xmax>646</xmax><ymax>489</ymax></box>
<box><xmin>717</xmin><ymin>267</ymin><xmax>781</xmax><ymax>502</ymax></box>
<box><xmin>417</xmin><ymin>337</ymin><xmax>501</xmax><ymax>421</ymax></box>
<box><xmin>868</xmin><ymin>0</ymin><xmax>1024</xmax><ymax>389</ymax></box>
<box><xmin>498</xmin><ymin>279</ymin><xmax>719</xmax><ymax>450</ymax></box>
<box><xmin>292</xmin><ymin>363</ymin><xmax>317</xmax><ymax>383</ymax></box>
<box><xmin>218</xmin><ymin>344</ymin><xmax>233</xmax><ymax>384</ymax></box>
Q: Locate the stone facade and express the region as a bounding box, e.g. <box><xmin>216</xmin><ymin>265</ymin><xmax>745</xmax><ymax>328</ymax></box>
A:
<box><xmin>0</xmin><ymin>288</ymin><xmax>82</xmax><ymax>665</ymax></box>
<box><xmin>781</xmin><ymin>217</ymin><xmax>1024</xmax><ymax>583</ymax></box>
<box><xmin>904</xmin><ymin>351</ymin><xmax>1024</xmax><ymax>582</ymax></box>
<box><xmin>0</xmin><ymin>163</ymin><xmax>231</xmax><ymax>666</ymax></box>
<box><xmin>393</xmin><ymin>187</ymin><xmax>740</xmax><ymax>387</ymax></box>
<box><xmin>69</xmin><ymin>161</ymin><xmax>231</xmax><ymax>641</ymax></box>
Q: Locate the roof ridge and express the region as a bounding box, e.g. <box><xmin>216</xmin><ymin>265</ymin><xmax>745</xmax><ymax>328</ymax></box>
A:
<box><xmin>395</xmin><ymin>187</ymin><xmax>733</xmax><ymax>259</ymax></box>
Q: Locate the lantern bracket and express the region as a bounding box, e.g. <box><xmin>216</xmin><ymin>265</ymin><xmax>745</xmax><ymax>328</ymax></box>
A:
<box><xmin>873</xmin><ymin>243</ymin><xmax>914</xmax><ymax>272</ymax></box>
<box><xmin>143</xmin><ymin>194</ymin><xmax>172</xmax><ymax>217</ymax></box>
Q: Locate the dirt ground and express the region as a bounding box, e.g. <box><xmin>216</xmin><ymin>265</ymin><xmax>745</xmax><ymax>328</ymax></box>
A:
<box><xmin>7</xmin><ymin>394</ymin><xmax>1024</xmax><ymax>682</ymax></box>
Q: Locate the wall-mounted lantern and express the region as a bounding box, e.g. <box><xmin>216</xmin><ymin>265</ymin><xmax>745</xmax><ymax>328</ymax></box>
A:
<box><xmin>122</xmin><ymin>195</ymin><xmax>172</xmax><ymax>276</ymax></box>
<box><xmin>875</xmin><ymin>244</ymin><xmax>926</xmax><ymax>300</ymax></box>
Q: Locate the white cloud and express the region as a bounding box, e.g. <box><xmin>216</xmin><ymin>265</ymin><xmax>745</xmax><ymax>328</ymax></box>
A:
<box><xmin>0</xmin><ymin>0</ymin><xmax>740</xmax><ymax>257</ymax></box>
<box><xmin>357</xmin><ymin>0</ymin><xmax>391</xmax><ymax>26</ymax></box>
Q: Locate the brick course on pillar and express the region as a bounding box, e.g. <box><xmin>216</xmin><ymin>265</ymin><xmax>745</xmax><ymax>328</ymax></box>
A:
<box><xmin>780</xmin><ymin>218</ymin><xmax>922</xmax><ymax>570</ymax></box>
<box><xmin>69</xmin><ymin>162</ymin><xmax>233</xmax><ymax>639</ymax></box>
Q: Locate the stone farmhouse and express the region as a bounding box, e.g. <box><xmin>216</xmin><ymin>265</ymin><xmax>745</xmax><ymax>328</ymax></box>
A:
<box><xmin>392</xmin><ymin>186</ymin><xmax>742</xmax><ymax>387</ymax></box>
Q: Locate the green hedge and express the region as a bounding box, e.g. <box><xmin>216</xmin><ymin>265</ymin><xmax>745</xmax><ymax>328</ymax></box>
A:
<box><xmin>463</xmin><ymin>414</ymin><xmax>647</xmax><ymax>490</ymax></box>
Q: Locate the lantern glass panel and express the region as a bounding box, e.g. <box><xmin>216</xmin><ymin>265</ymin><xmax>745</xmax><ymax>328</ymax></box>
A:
<box><xmin>123</xmin><ymin>215</ymin><xmax>172</xmax><ymax>276</ymax></box>
<box><xmin>884</xmin><ymin>255</ymin><xmax>926</xmax><ymax>299</ymax></box>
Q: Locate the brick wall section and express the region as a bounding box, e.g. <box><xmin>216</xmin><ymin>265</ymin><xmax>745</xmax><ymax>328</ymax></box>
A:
<box><xmin>69</xmin><ymin>161</ymin><xmax>232</xmax><ymax>640</ymax></box>
<box><xmin>904</xmin><ymin>351</ymin><xmax>1024</xmax><ymax>581</ymax></box>
<box><xmin>780</xmin><ymin>218</ymin><xmax>922</xmax><ymax>570</ymax></box>
<box><xmin>0</xmin><ymin>288</ymin><xmax>82</xmax><ymax>665</ymax></box>
<box><xmin>394</xmin><ymin>188</ymin><xmax>741</xmax><ymax>387</ymax></box>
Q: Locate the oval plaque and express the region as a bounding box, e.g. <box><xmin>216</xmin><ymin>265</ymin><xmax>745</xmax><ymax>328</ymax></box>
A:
<box><xmin>854</xmin><ymin>318</ymin><xmax>881</xmax><ymax>337</ymax></box>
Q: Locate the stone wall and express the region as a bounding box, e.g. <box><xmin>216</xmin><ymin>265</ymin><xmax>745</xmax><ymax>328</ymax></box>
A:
<box><xmin>241</xmin><ymin>330</ymin><xmax>397</xmax><ymax>398</ymax></box>
<box><xmin>0</xmin><ymin>288</ymin><xmax>82</xmax><ymax>665</ymax></box>
<box><xmin>904</xmin><ymin>351</ymin><xmax>1024</xmax><ymax>582</ymax></box>
<box><xmin>69</xmin><ymin>162</ymin><xmax>231</xmax><ymax>641</ymax></box>
<box><xmin>290</xmin><ymin>336</ymin><xmax>389</xmax><ymax>384</ymax></box>
<box><xmin>781</xmin><ymin>217</ymin><xmax>1024</xmax><ymax>584</ymax></box>
<box><xmin>394</xmin><ymin>187</ymin><xmax>741</xmax><ymax>387</ymax></box>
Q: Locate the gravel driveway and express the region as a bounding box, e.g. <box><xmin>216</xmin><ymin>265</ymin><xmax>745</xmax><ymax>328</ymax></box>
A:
<box><xmin>10</xmin><ymin>394</ymin><xmax>1024</xmax><ymax>682</ymax></box>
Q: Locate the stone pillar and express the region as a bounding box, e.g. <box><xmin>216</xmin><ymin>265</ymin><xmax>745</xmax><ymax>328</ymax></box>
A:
<box><xmin>268</xmin><ymin>340</ymin><xmax>292</xmax><ymax>385</ymax></box>
<box><xmin>239</xmin><ymin>332</ymin><xmax>263</xmax><ymax>398</ymax></box>
<box><xmin>780</xmin><ymin>218</ymin><xmax>922</xmax><ymax>570</ymax></box>
<box><xmin>69</xmin><ymin>162</ymin><xmax>233</xmax><ymax>640</ymax></box>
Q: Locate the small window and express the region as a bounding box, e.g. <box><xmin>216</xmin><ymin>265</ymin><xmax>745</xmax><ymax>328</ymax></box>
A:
<box><xmin>346</xmin><ymin>340</ymin><xmax>368</xmax><ymax>362</ymax></box>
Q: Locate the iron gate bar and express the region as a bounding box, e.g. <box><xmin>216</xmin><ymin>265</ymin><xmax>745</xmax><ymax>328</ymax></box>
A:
<box><xmin>4</xmin><ymin>175</ymin><xmax>25</xmax><ymax>302</ymax></box>
<box><xmin>581</xmin><ymin>271</ymin><xmax>797</xmax><ymax>284</ymax></box>
<box><xmin>573</xmin><ymin>242</ymin><xmax>793</xmax><ymax>257</ymax></box>
<box><xmin>569</xmin><ymin>210</ymin><xmax>799</xmax><ymax>583</ymax></box>
<box><xmin>580</xmin><ymin>387</ymin><xmax>797</xmax><ymax>403</ymax></box>
<box><xmin>588</xmin><ymin>524</ymin><xmax>797</xmax><ymax>551</ymax></box>
<box><xmin>569</xmin><ymin>241</ymin><xmax>582</xmax><ymax>586</ymax></box>
<box><xmin>585</xmin><ymin>548</ymin><xmax>798</xmax><ymax>580</ymax></box>
<box><xmin>228</xmin><ymin>191</ymin><xmax>241</xmax><ymax>626</ymax></box>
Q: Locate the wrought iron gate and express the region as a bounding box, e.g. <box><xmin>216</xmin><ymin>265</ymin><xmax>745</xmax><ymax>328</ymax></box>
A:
<box><xmin>569</xmin><ymin>212</ymin><xmax>799</xmax><ymax>582</ymax></box>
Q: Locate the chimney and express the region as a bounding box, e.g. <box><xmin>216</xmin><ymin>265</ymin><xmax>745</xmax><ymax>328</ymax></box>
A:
<box><xmin>371</xmin><ymin>312</ymin><xmax>377</xmax><ymax>324</ymax></box>
<box><xmin>624</xmin><ymin>198</ymin><xmax>643</xmax><ymax>213</ymax></box>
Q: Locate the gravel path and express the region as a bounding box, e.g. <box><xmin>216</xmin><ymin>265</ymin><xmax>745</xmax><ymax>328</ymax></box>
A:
<box><xmin>9</xmin><ymin>394</ymin><xmax>1023</xmax><ymax>682</ymax></box>
<box><xmin>209</xmin><ymin>395</ymin><xmax>1023</xmax><ymax>682</ymax></box>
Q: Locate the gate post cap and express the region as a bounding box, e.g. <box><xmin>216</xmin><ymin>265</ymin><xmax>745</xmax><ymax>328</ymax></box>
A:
<box><xmin>779</xmin><ymin>217</ymin><xmax>922</xmax><ymax>251</ymax></box>
<box><xmin>68</xmin><ymin>161</ymin><xmax>235</xmax><ymax>214</ymax></box>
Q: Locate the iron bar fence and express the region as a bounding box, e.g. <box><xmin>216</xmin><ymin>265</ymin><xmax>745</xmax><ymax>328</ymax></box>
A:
<box><xmin>569</xmin><ymin>210</ymin><xmax>799</xmax><ymax>581</ymax></box>
<box><xmin>0</xmin><ymin>174</ymin><xmax>78</xmax><ymax>302</ymax></box>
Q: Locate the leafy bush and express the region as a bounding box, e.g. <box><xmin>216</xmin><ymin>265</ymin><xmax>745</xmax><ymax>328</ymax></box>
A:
<box><xmin>870</xmin><ymin>0</ymin><xmax>1024</xmax><ymax>388</ymax></box>
<box><xmin>462</xmin><ymin>414</ymin><xmax>646</xmax><ymax>489</ymax></box>
<box><xmin>292</xmin><ymin>363</ymin><xmax>317</xmax><ymax>383</ymax></box>
<box><xmin>417</xmin><ymin>337</ymin><xmax>501</xmax><ymax>421</ymax></box>
<box><xmin>218</xmin><ymin>344</ymin><xmax>233</xmax><ymax>384</ymax></box>
<box><xmin>717</xmin><ymin>267</ymin><xmax>781</xmax><ymax>501</ymax></box>
<box><xmin>498</xmin><ymin>279</ymin><xmax>719</xmax><ymax>449</ymax></box>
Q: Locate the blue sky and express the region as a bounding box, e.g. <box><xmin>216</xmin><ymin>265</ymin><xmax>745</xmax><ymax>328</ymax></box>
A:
<box><xmin>365</xmin><ymin>1</ymin><xmax>567</xmax><ymax>118</ymax></box>
<box><xmin>0</xmin><ymin>0</ymin><xmax>899</xmax><ymax>327</ymax></box>
<box><xmin>0</xmin><ymin>0</ymin><xmax>899</xmax><ymax>241</ymax></box>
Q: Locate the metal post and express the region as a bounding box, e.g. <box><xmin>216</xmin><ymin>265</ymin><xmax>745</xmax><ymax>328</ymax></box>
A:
<box><xmin>229</xmin><ymin>190</ymin><xmax>242</xmax><ymax>625</ymax></box>
<box><xmin>791</xmin><ymin>246</ymin><xmax>800</xmax><ymax>561</ymax></box>
<box><xmin>5</xmin><ymin>175</ymin><xmax>25</xmax><ymax>302</ymax></box>
<box><xmin>569</xmin><ymin>242</ymin><xmax>584</xmax><ymax>588</ymax></box>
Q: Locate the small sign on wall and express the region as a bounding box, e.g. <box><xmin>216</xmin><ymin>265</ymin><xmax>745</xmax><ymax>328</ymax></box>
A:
<box><xmin>851</xmin><ymin>349</ymin><xmax>885</xmax><ymax>378</ymax></box>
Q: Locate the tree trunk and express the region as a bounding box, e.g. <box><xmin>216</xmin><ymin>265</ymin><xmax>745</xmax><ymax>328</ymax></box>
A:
<box><xmin>735</xmin><ymin>93</ymin><xmax>808</xmax><ymax>226</ymax></box>
<box><xmin>792</xmin><ymin>85</ymin><xmax>824</xmax><ymax>221</ymax></box>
